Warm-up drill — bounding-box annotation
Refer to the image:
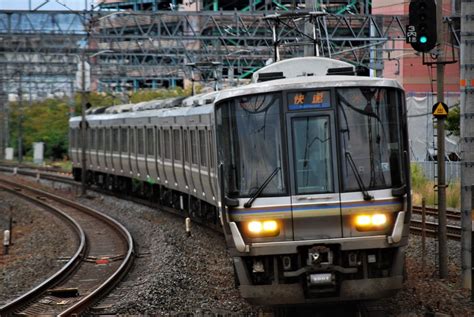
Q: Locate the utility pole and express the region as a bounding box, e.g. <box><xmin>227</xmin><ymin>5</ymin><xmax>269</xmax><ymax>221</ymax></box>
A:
<box><xmin>460</xmin><ymin>0</ymin><xmax>474</xmax><ymax>290</ymax></box>
<box><xmin>435</xmin><ymin>0</ymin><xmax>448</xmax><ymax>280</ymax></box>
<box><xmin>17</xmin><ymin>72</ymin><xmax>23</xmax><ymax>164</ymax></box>
<box><xmin>80</xmin><ymin>9</ymin><xmax>90</xmax><ymax>197</ymax></box>
<box><xmin>0</xmin><ymin>69</ymin><xmax>6</xmax><ymax>160</ymax></box>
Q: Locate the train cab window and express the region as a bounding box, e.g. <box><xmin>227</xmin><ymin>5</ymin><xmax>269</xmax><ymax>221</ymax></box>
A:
<box><xmin>147</xmin><ymin>128</ymin><xmax>154</xmax><ymax>156</ymax></box>
<box><xmin>216</xmin><ymin>93</ymin><xmax>286</xmax><ymax>197</ymax></box>
<box><xmin>337</xmin><ymin>87</ymin><xmax>405</xmax><ymax>191</ymax></box>
<box><xmin>98</xmin><ymin>128</ymin><xmax>104</xmax><ymax>151</ymax></box>
<box><xmin>113</xmin><ymin>128</ymin><xmax>119</xmax><ymax>152</ymax></box>
<box><xmin>291</xmin><ymin>116</ymin><xmax>333</xmax><ymax>194</ymax></box>
<box><xmin>190</xmin><ymin>130</ymin><xmax>198</xmax><ymax>165</ymax></box>
<box><xmin>137</xmin><ymin>128</ymin><xmax>144</xmax><ymax>155</ymax></box>
<box><xmin>121</xmin><ymin>128</ymin><xmax>128</xmax><ymax>153</ymax></box>
<box><xmin>130</xmin><ymin>128</ymin><xmax>135</xmax><ymax>154</ymax></box>
<box><xmin>164</xmin><ymin>129</ymin><xmax>171</xmax><ymax>159</ymax></box>
<box><xmin>199</xmin><ymin>130</ymin><xmax>207</xmax><ymax>167</ymax></box>
<box><xmin>173</xmin><ymin>129</ymin><xmax>181</xmax><ymax>161</ymax></box>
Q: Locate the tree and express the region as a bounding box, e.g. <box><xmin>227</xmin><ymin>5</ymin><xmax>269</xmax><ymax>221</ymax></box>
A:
<box><xmin>8</xmin><ymin>87</ymin><xmax>195</xmax><ymax>161</ymax></box>
<box><xmin>9</xmin><ymin>97</ymin><xmax>70</xmax><ymax>160</ymax></box>
<box><xmin>446</xmin><ymin>104</ymin><xmax>460</xmax><ymax>136</ymax></box>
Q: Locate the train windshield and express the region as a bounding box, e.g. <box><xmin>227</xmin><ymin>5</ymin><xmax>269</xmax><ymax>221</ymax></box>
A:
<box><xmin>216</xmin><ymin>93</ymin><xmax>286</xmax><ymax>198</ymax></box>
<box><xmin>337</xmin><ymin>87</ymin><xmax>405</xmax><ymax>192</ymax></box>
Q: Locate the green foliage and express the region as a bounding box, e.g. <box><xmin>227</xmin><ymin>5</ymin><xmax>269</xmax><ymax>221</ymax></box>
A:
<box><xmin>410</xmin><ymin>163</ymin><xmax>428</xmax><ymax>190</ymax></box>
<box><xmin>9</xmin><ymin>98</ymin><xmax>70</xmax><ymax>160</ymax></box>
<box><xmin>8</xmin><ymin>87</ymin><xmax>194</xmax><ymax>161</ymax></box>
<box><xmin>410</xmin><ymin>162</ymin><xmax>460</xmax><ymax>209</ymax></box>
<box><xmin>129</xmin><ymin>87</ymin><xmax>192</xmax><ymax>103</ymax></box>
<box><xmin>446</xmin><ymin>104</ymin><xmax>460</xmax><ymax>136</ymax></box>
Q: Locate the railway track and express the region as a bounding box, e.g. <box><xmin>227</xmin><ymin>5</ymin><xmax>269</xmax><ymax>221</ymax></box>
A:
<box><xmin>409</xmin><ymin>219</ymin><xmax>461</xmax><ymax>241</ymax></box>
<box><xmin>0</xmin><ymin>176</ymin><xmax>134</xmax><ymax>316</ymax></box>
<box><xmin>410</xmin><ymin>205</ymin><xmax>462</xmax><ymax>240</ymax></box>
<box><xmin>412</xmin><ymin>205</ymin><xmax>461</xmax><ymax>221</ymax></box>
<box><xmin>0</xmin><ymin>164</ymin><xmax>462</xmax><ymax>242</ymax></box>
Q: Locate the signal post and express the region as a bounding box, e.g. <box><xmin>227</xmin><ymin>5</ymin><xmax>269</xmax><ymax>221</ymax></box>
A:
<box><xmin>407</xmin><ymin>0</ymin><xmax>448</xmax><ymax>278</ymax></box>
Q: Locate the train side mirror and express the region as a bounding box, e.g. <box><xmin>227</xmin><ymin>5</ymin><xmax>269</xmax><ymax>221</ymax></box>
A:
<box><xmin>392</xmin><ymin>185</ymin><xmax>406</xmax><ymax>197</ymax></box>
<box><xmin>224</xmin><ymin>196</ymin><xmax>239</xmax><ymax>207</ymax></box>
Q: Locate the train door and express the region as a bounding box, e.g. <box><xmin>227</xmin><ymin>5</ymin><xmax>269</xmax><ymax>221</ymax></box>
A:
<box><xmin>286</xmin><ymin>108</ymin><xmax>342</xmax><ymax>240</ymax></box>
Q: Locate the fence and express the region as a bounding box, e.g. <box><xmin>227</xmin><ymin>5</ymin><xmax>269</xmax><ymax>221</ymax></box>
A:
<box><xmin>413</xmin><ymin>161</ymin><xmax>461</xmax><ymax>182</ymax></box>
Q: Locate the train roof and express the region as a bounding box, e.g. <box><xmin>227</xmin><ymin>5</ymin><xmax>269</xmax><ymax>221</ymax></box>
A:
<box><xmin>71</xmin><ymin>57</ymin><xmax>403</xmax><ymax>124</ymax></box>
<box><xmin>214</xmin><ymin>74</ymin><xmax>403</xmax><ymax>103</ymax></box>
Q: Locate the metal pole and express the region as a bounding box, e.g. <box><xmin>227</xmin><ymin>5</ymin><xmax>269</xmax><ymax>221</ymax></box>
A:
<box><xmin>436</xmin><ymin>0</ymin><xmax>448</xmax><ymax>279</ymax></box>
<box><xmin>461</xmin><ymin>0</ymin><xmax>474</xmax><ymax>291</ymax></box>
<box><xmin>271</xmin><ymin>22</ymin><xmax>279</xmax><ymax>62</ymax></box>
<box><xmin>17</xmin><ymin>72</ymin><xmax>23</xmax><ymax>164</ymax></box>
<box><xmin>80</xmin><ymin>11</ymin><xmax>89</xmax><ymax>197</ymax></box>
<box><xmin>0</xmin><ymin>72</ymin><xmax>5</xmax><ymax>160</ymax></box>
<box><xmin>471</xmin><ymin>185</ymin><xmax>474</xmax><ymax>301</ymax></box>
<box><xmin>422</xmin><ymin>198</ymin><xmax>426</xmax><ymax>269</ymax></box>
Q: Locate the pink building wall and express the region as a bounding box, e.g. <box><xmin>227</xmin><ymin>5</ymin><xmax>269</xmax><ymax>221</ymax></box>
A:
<box><xmin>372</xmin><ymin>0</ymin><xmax>460</xmax><ymax>93</ymax></box>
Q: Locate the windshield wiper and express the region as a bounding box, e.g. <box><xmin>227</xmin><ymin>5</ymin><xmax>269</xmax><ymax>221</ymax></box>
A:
<box><xmin>345</xmin><ymin>152</ymin><xmax>373</xmax><ymax>201</ymax></box>
<box><xmin>244</xmin><ymin>167</ymin><xmax>281</xmax><ymax>208</ymax></box>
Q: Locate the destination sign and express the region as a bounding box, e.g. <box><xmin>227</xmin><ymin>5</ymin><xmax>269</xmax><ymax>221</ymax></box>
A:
<box><xmin>288</xmin><ymin>90</ymin><xmax>330</xmax><ymax>111</ymax></box>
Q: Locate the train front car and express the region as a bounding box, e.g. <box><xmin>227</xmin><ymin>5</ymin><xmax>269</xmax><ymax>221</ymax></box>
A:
<box><xmin>215</xmin><ymin>59</ymin><xmax>411</xmax><ymax>305</ymax></box>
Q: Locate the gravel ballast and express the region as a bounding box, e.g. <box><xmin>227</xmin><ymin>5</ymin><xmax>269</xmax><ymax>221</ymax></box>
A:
<box><xmin>1</xmin><ymin>173</ymin><xmax>473</xmax><ymax>315</ymax></box>
<box><xmin>0</xmin><ymin>189</ymin><xmax>76</xmax><ymax>305</ymax></box>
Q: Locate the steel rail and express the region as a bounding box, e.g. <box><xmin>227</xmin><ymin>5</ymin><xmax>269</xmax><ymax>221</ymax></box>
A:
<box><xmin>412</xmin><ymin>205</ymin><xmax>461</xmax><ymax>221</ymax></box>
<box><xmin>410</xmin><ymin>219</ymin><xmax>461</xmax><ymax>241</ymax></box>
<box><xmin>0</xmin><ymin>179</ymin><xmax>86</xmax><ymax>316</ymax></box>
<box><xmin>0</xmin><ymin>176</ymin><xmax>135</xmax><ymax>316</ymax></box>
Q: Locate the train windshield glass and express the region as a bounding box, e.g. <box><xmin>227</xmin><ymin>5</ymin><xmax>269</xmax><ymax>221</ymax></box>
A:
<box><xmin>216</xmin><ymin>93</ymin><xmax>286</xmax><ymax>198</ymax></box>
<box><xmin>338</xmin><ymin>87</ymin><xmax>404</xmax><ymax>192</ymax></box>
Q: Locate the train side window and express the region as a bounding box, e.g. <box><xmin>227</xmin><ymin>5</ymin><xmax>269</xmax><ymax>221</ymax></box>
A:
<box><xmin>106</xmin><ymin>128</ymin><xmax>112</xmax><ymax>152</ymax></box>
<box><xmin>147</xmin><ymin>128</ymin><xmax>154</xmax><ymax>156</ymax></box>
<box><xmin>91</xmin><ymin>129</ymin><xmax>96</xmax><ymax>149</ymax></box>
<box><xmin>98</xmin><ymin>128</ymin><xmax>103</xmax><ymax>151</ymax></box>
<box><xmin>183</xmin><ymin>129</ymin><xmax>189</xmax><ymax>163</ymax></box>
<box><xmin>208</xmin><ymin>130</ymin><xmax>214</xmax><ymax>169</ymax></box>
<box><xmin>156</xmin><ymin>129</ymin><xmax>161</xmax><ymax>158</ymax></box>
<box><xmin>137</xmin><ymin>128</ymin><xmax>144</xmax><ymax>155</ymax></box>
<box><xmin>121</xmin><ymin>128</ymin><xmax>128</xmax><ymax>153</ymax></box>
<box><xmin>87</xmin><ymin>129</ymin><xmax>92</xmax><ymax>149</ymax></box>
<box><xmin>164</xmin><ymin>129</ymin><xmax>171</xmax><ymax>159</ymax></box>
<box><xmin>199</xmin><ymin>130</ymin><xmax>207</xmax><ymax>167</ymax></box>
<box><xmin>190</xmin><ymin>130</ymin><xmax>197</xmax><ymax>165</ymax></box>
<box><xmin>130</xmin><ymin>128</ymin><xmax>135</xmax><ymax>154</ymax></box>
<box><xmin>77</xmin><ymin>128</ymin><xmax>82</xmax><ymax>148</ymax></box>
<box><xmin>173</xmin><ymin>129</ymin><xmax>181</xmax><ymax>161</ymax></box>
<box><xmin>113</xmin><ymin>128</ymin><xmax>119</xmax><ymax>152</ymax></box>
<box><xmin>71</xmin><ymin>129</ymin><xmax>75</xmax><ymax>148</ymax></box>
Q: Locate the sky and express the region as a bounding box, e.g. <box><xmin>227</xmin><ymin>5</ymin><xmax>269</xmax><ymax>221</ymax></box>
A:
<box><xmin>0</xmin><ymin>0</ymin><xmax>93</xmax><ymax>10</ymax></box>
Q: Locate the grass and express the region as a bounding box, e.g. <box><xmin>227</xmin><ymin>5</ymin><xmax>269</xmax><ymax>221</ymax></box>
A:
<box><xmin>411</xmin><ymin>163</ymin><xmax>460</xmax><ymax>209</ymax></box>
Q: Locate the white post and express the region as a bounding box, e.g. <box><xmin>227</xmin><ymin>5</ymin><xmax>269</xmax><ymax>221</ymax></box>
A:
<box><xmin>185</xmin><ymin>217</ymin><xmax>191</xmax><ymax>236</ymax></box>
<box><xmin>3</xmin><ymin>230</ymin><xmax>10</xmax><ymax>255</ymax></box>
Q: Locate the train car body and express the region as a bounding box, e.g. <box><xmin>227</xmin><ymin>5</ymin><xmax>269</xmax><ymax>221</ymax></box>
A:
<box><xmin>70</xmin><ymin>57</ymin><xmax>411</xmax><ymax>305</ymax></box>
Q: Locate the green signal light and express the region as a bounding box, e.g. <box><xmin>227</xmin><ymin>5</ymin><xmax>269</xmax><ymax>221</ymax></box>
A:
<box><xmin>419</xmin><ymin>36</ymin><xmax>428</xmax><ymax>44</ymax></box>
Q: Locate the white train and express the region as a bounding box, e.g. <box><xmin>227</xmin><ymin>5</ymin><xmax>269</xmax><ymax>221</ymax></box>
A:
<box><xmin>70</xmin><ymin>57</ymin><xmax>411</xmax><ymax>305</ymax></box>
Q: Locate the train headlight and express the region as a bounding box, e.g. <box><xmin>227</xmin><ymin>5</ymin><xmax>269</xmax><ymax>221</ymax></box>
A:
<box><xmin>355</xmin><ymin>213</ymin><xmax>388</xmax><ymax>231</ymax></box>
<box><xmin>246</xmin><ymin>220</ymin><xmax>280</xmax><ymax>237</ymax></box>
